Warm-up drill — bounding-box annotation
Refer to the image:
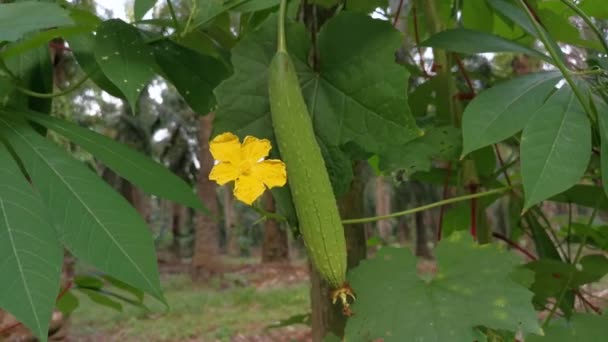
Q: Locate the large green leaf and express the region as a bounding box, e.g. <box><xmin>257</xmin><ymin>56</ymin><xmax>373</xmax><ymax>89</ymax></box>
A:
<box><xmin>344</xmin><ymin>232</ymin><xmax>542</xmax><ymax>341</ymax></box>
<box><xmin>0</xmin><ymin>1</ymin><xmax>73</xmax><ymax>42</ymax></box>
<box><xmin>521</xmin><ymin>86</ymin><xmax>591</xmax><ymax>208</ymax></box>
<box><xmin>594</xmin><ymin>95</ymin><xmax>608</xmax><ymax>199</ymax></box>
<box><xmin>134</xmin><ymin>0</ymin><xmax>158</xmax><ymax>20</ymax></box>
<box><xmin>550</xmin><ymin>184</ymin><xmax>608</xmax><ymax>210</ymax></box>
<box><xmin>0</xmin><ymin>117</ymin><xmax>164</xmax><ymax>302</ymax></box>
<box><xmin>94</xmin><ymin>19</ymin><xmax>157</xmax><ymax>110</ymax></box>
<box><xmin>0</xmin><ymin>145</ymin><xmax>62</xmax><ymax>341</ymax></box>
<box><xmin>462</xmin><ymin>71</ymin><xmax>561</xmax><ymax>155</ymax></box>
<box><xmin>527</xmin><ymin>314</ymin><xmax>608</xmax><ymax>341</ymax></box>
<box><xmin>152</xmin><ymin>40</ymin><xmax>229</xmax><ymax>114</ymax></box>
<box><xmin>68</xmin><ymin>33</ymin><xmax>124</xmax><ymax>99</ymax></box>
<box><xmin>19</xmin><ymin>109</ymin><xmax>205</xmax><ymax>212</ymax></box>
<box><xmin>214</xmin><ymin>13</ymin><xmax>420</xmax><ymax>194</ymax></box>
<box><xmin>193</xmin><ymin>0</ymin><xmax>248</xmax><ymax>29</ymax></box>
<box><xmin>420</xmin><ymin>28</ymin><xmax>550</xmax><ymax>62</ymax></box>
<box><xmin>379</xmin><ymin>126</ymin><xmax>461</xmax><ymax>173</ymax></box>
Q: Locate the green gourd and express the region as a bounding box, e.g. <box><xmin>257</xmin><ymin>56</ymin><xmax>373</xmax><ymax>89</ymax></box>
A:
<box><xmin>267</xmin><ymin>1</ymin><xmax>353</xmax><ymax>312</ymax></box>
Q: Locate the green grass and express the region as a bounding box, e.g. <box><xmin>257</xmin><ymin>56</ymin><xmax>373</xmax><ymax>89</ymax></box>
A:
<box><xmin>70</xmin><ymin>274</ymin><xmax>310</xmax><ymax>341</ymax></box>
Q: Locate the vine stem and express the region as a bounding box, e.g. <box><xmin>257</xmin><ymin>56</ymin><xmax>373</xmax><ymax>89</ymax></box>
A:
<box><xmin>15</xmin><ymin>70</ymin><xmax>94</xmax><ymax>99</ymax></box>
<box><xmin>392</xmin><ymin>0</ymin><xmax>405</xmax><ymax>27</ymax></box>
<box><xmin>277</xmin><ymin>0</ymin><xmax>288</xmax><ymax>52</ymax></box>
<box><xmin>166</xmin><ymin>0</ymin><xmax>181</xmax><ymax>33</ymax></box>
<box><xmin>517</xmin><ymin>0</ymin><xmax>596</xmax><ymax>124</ymax></box>
<box><xmin>342</xmin><ymin>185</ymin><xmax>513</xmax><ymax>225</ymax></box>
<box><xmin>559</xmin><ymin>0</ymin><xmax>608</xmax><ymax>55</ymax></box>
<box><xmin>412</xmin><ymin>3</ymin><xmax>430</xmax><ymax>78</ymax></box>
<box><xmin>543</xmin><ymin>206</ymin><xmax>600</xmax><ymax>326</ymax></box>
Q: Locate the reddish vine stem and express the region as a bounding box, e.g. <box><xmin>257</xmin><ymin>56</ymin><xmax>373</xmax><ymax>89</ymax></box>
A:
<box><xmin>469</xmin><ymin>184</ymin><xmax>478</xmax><ymax>239</ymax></box>
<box><xmin>436</xmin><ymin>162</ymin><xmax>452</xmax><ymax>241</ymax></box>
<box><xmin>454</xmin><ymin>54</ymin><xmax>475</xmax><ymax>96</ymax></box>
<box><xmin>491</xmin><ymin>233</ymin><xmax>602</xmax><ymax>314</ymax></box>
<box><xmin>0</xmin><ymin>281</ymin><xmax>73</xmax><ymax>335</ymax></box>
<box><xmin>412</xmin><ymin>4</ymin><xmax>430</xmax><ymax>78</ymax></box>
<box><xmin>492</xmin><ymin>232</ymin><xmax>537</xmax><ymax>260</ymax></box>
<box><xmin>392</xmin><ymin>0</ymin><xmax>405</xmax><ymax>27</ymax></box>
<box><xmin>521</xmin><ymin>0</ymin><xmax>547</xmax><ymax>28</ymax></box>
<box><xmin>494</xmin><ymin>145</ymin><xmax>513</xmax><ymax>187</ymax></box>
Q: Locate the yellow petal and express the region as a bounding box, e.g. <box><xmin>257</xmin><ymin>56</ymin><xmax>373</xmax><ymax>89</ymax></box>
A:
<box><xmin>210</xmin><ymin>132</ymin><xmax>242</xmax><ymax>164</ymax></box>
<box><xmin>234</xmin><ymin>175</ymin><xmax>266</xmax><ymax>205</ymax></box>
<box><xmin>241</xmin><ymin>136</ymin><xmax>271</xmax><ymax>162</ymax></box>
<box><xmin>209</xmin><ymin>162</ymin><xmax>239</xmax><ymax>185</ymax></box>
<box><xmin>251</xmin><ymin>159</ymin><xmax>287</xmax><ymax>188</ymax></box>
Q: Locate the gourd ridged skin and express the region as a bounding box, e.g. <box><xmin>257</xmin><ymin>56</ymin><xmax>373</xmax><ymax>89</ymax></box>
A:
<box><xmin>268</xmin><ymin>51</ymin><xmax>347</xmax><ymax>289</ymax></box>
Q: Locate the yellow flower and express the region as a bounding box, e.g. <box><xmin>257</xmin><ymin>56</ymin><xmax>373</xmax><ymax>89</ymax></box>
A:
<box><xmin>209</xmin><ymin>132</ymin><xmax>287</xmax><ymax>205</ymax></box>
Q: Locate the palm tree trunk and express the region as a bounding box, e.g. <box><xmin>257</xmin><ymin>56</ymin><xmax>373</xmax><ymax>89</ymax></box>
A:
<box><xmin>191</xmin><ymin>113</ymin><xmax>222</xmax><ymax>279</ymax></box>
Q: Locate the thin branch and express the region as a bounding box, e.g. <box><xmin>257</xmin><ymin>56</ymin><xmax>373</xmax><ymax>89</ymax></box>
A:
<box><xmin>392</xmin><ymin>0</ymin><xmax>405</xmax><ymax>27</ymax></box>
<box><xmin>412</xmin><ymin>3</ymin><xmax>430</xmax><ymax>78</ymax></box>
<box><xmin>342</xmin><ymin>185</ymin><xmax>514</xmax><ymax>225</ymax></box>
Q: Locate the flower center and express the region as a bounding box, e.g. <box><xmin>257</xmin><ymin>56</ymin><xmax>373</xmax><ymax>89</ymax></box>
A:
<box><xmin>238</xmin><ymin>160</ymin><xmax>253</xmax><ymax>176</ymax></box>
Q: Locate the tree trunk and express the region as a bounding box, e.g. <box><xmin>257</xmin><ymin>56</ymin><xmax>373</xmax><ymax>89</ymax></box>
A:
<box><xmin>311</xmin><ymin>162</ymin><xmax>368</xmax><ymax>341</ymax></box>
<box><xmin>261</xmin><ymin>192</ymin><xmax>289</xmax><ymax>263</ymax></box>
<box><xmin>191</xmin><ymin>113</ymin><xmax>222</xmax><ymax>279</ymax></box>
<box><xmin>223</xmin><ymin>188</ymin><xmax>240</xmax><ymax>256</ymax></box>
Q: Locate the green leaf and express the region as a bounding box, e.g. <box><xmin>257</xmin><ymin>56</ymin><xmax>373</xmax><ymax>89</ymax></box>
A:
<box><xmin>0</xmin><ymin>117</ymin><xmax>164</xmax><ymax>302</ymax></box>
<box><xmin>102</xmin><ymin>274</ymin><xmax>145</xmax><ymax>303</ymax></box>
<box><xmin>134</xmin><ymin>0</ymin><xmax>158</xmax><ymax>20</ymax></box>
<box><xmin>527</xmin><ymin>314</ymin><xmax>608</xmax><ymax>341</ymax></box>
<box><xmin>22</xmin><ymin>110</ymin><xmax>206</xmax><ymax>213</ymax></box>
<box><xmin>74</xmin><ymin>275</ymin><xmax>104</xmax><ymax>289</ymax></box>
<box><xmin>214</xmin><ymin>13</ymin><xmax>420</xmax><ymax>193</ymax></box>
<box><xmin>345</xmin><ymin>232</ymin><xmax>542</xmax><ymax>340</ymax></box>
<box><xmin>462</xmin><ymin>0</ymin><xmax>493</xmax><ymax>32</ymax></box>
<box><xmin>0</xmin><ymin>144</ymin><xmax>62</xmax><ymax>342</ymax></box>
<box><xmin>488</xmin><ymin>0</ymin><xmax>536</xmax><ymax>36</ymax></box>
<box><xmin>193</xmin><ymin>0</ymin><xmax>248</xmax><ymax>29</ymax></box>
<box><xmin>3</xmin><ymin>44</ymin><xmax>54</xmax><ymax>115</ymax></box>
<box><xmin>233</xmin><ymin>0</ymin><xmax>280</xmax><ymax>12</ymax></box>
<box><xmin>549</xmin><ymin>185</ymin><xmax>608</xmax><ymax>210</ymax></box>
<box><xmin>594</xmin><ymin>95</ymin><xmax>608</xmax><ymax>199</ymax></box>
<box><xmin>462</xmin><ymin>71</ymin><xmax>562</xmax><ymax>155</ymax></box>
<box><xmin>55</xmin><ymin>291</ymin><xmax>79</xmax><ymax>316</ymax></box>
<box><xmin>346</xmin><ymin>0</ymin><xmax>388</xmax><ymax>14</ymax></box>
<box><xmin>526</xmin><ymin>255</ymin><xmax>608</xmax><ymax>307</ymax></box>
<box><xmin>379</xmin><ymin>126</ymin><xmax>461</xmax><ymax>174</ymax></box>
<box><xmin>68</xmin><ymin>33</ymin><xmax>125</xmax><ymax>99</ymax></box>
<box><xmin>521</xmin><ymin>86</ymin><xmax>591</xmax><ymax>208</ymax></box>
<box><xmin>420</xmin><ymin>28</ymin><xmax>550</xmax><ymax>62</ymax></box>
<box><xmin>94</xmin><ymin>19</ymin><xmax>157</xmax><ymax>110</ymax></box>
<box><xmin>0</xmin><ymin>26</ymin><xmax>95</xmax><ymax>60</ymax></box>
<box><xmin>152</xmin><ymin>40</ymin><xmax>229</xmax><ymax>114</ymax></box>
<box><xmin>0</xmin><ymin>1</ymin><xmax>73</xmax><ymax>42</ymax></box>
<box><xmin>76</xmin><ymin>288</ymin><xmax>123</xmax><ymax>312</ymax></box>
